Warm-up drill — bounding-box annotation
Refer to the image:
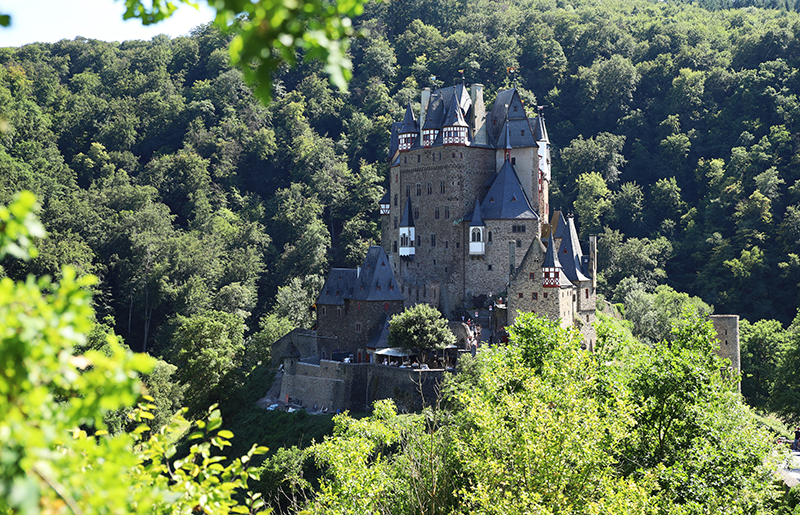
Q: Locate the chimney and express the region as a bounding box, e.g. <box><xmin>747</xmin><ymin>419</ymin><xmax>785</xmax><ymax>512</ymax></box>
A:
<box><xmin>470</xmin><ymin>83</ymin><xmax>487</xmax><ymax>145</ymax></box>
<box><xmin>588</xmin><ymin>234</ymin><xmax>597</xmax><ymax>289</ymax></box>
<box><xmin>420</xmin><ymin>87</ymin><xmax>431</xmax><ymax>141</ymax></box>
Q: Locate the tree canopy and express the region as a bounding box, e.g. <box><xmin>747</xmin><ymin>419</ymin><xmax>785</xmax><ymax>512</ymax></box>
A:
<box><xmin>388</xmin><ymin>303</ymin><xmax>456</xmax><ymax>351</ymax></box>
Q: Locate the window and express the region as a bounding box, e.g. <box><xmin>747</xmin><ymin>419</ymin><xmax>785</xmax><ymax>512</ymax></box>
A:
<box><xmin>431</xmin><ymin>234</ymin><xmax>436</xmax><ymax>247</ymax></box>
<box><xmin>516</xmin><ymin>240</ymin><xmax>522</xmax><ymax>248</ymax></box>
<box><xmin>358</xmin><ymin>302</ymin><xmax>361</xmax><ymax>310</ymax></box>
<box><xmin>471</xmin><ymin>228</ymin><xmax>482</xmax><ymax>242</ymax></box>
<box><xmin>394</xmin><ymin>194</ymin><xmax>398</xmax><ymax>206</ymax></box>
<box><xmin>532</xmin><ymin>292</ymin><xmax>538</xmax><ymax>300</ymax></box>
<box><xmin>445</xmin><ymin>241</ymin><xmax>449</xmax><ymax>248</ymax></box>
<box><xmin>444</xmin><ymin>206</ymin><xmax>450</xmax><ymax>219</ymax></box>
<box><xmin>488</xmin><ymin>264</ymin><xmax>493</xmax><ymax>271</ymax></box>
<box><xmin>521</xmin><ymin>130</ymin><xmax>525</xmax><ymax>136</ymax></box>
<box><xmin>394</xmin><ymin>217</ymin><xmax>398</xmax><ymax>229</ymax></box>
<box><xmin>427</xmin><ymin>182</ymin><xmax>432</xmax><ymax>195</ymax></box>
<box><xmin>435</xmin><ymin>207</ymin><xmax>440</xmax><ymax>219</ymax></box>
<box><xmin>337</xmin><ymin>307</ymin><xmax>342</xmax><ymax>316</ymax></box>
<box><xmin>488</xmin><ymin>231</ymin><xmax>492</xmax><ymax>242</ymax></box>
<box><xmin>518</xmin><ymin>293</ymin><xmax>523</xmax><ymax>299</ymax></box>
<box><xmin>586</xmin><ymin>289</ymin><xmax>589</xmax><ymax>298</ymax></box>
<box><xmin>512</xmin><ymin>225</ymin><xmax>526</xmax><ymax>233</ymax></box>
<box><xmin>395</xmin><ymin>174</ymin><xmax>398</xmax><ymax>183</ymax></box>
<box><xmin>529</xmin><ymin>272</ymin><xmax>535</xmax><ymax>280</ymax></box>
<box><xmin>440</xmin><ymin>181</ymin><xmax>446</xmax><ymax>194</ymax></box>
<box><xmin>417</xmin><ymin>155</ymin><xmax>421</xmax><ymax>162</ymax></box>
<box><xmin>406</xmin><ymin>185</ymin><xmax>410</xmax><ymax>198</ymax></box>
<box><xmin>543</xmin><ymin>293</ymin><xmax>548</xmax><ymax>299</ymax></box>
<box><xmin>417</xmin><ymin>235</ymin><xmax>421</xmax><ymax>246</ymax></box>
<box><xmin>393</xmin><ymin>241</ymin><xmax>398</xmax><ymax>252</ymax></box>
<box><xmin>404</xmin><ymin>156</ymin><xmax>407</xmax><ymax>164</ymax></box>
<box><xmin>452</xmin><ymin>152</ymin><xmax>456</xmax><ymax>158</ymax></box>
<box><xmin>355</xmin><ymin>322</ymin><xmax>362</xmax><ymax>333</ymax></box>
<box><xmin>321</xmin><ymin>306</ymin><xmax>327</xmax><ymax>315</ymax></box>
<box><xmin>511</xmin><ymin>157</ymin><xmax>516</xmax><ymax>165</ymax></box>
<box><xmin>416</xmin><ymin>183</ymin><xmax>422</xmax><ymax>196</ymax></box>
<box><xmin>456</xmin><ymin>242</ymin><xmax>460</xmax><ymax>248</ymax></box>
<box><xmin>414</xmin><ymin>207</ymin><xmax>419</xmax><ymax>220</ymax></box>
<box><xmin>384</xmin><ymin>302</ymin><xmax>389</xmax><ymax>311</ymax></box>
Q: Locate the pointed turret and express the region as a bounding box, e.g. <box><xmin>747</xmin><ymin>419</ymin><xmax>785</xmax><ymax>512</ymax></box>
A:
<box><xmin>398</xmin><ymin>103</ymin><xmax>419</xmax><ymax>151</ymax></box>
<box><xmin>469</xmin><ymin>198</ymin><xmax>485</xmax><ymax>255</ymax></box>
<box><xmin>379</xmin><ymin>191</ymin><xmax>390</xmax><ymax>216</ymax></box>
<box><xmin>442</xmin><ymin>95</ymin><xmax>469</xmax><ymax>146</ymax></box>
<box><xmin>542</xmin><ymin>235</ymin><xmax>562</xmax><ymax>288</ymax></box>
<box><xmin>558</xmin><ymin>215</ymin><xmax>589</xmax><ymax>283</ymax></box>
<box><xmin>399</xmin><ymin>197</ymin><xmax>415</xmax><ymax>257</ymax></box>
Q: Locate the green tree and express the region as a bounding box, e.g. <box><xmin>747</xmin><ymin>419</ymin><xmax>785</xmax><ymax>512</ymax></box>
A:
<box><xmin>388</xmin><ymin>303</ymin><xmax>456</xmax><ymax>351</ymax></box>
<box><xmin>573</xmin><ymin>171</ymin><xmax>611</xmax><ymax>239</ymax></box>
<box><xmin>740</xmin><ymin>318</ymin><xmax>792</xmax><ymax>407</ymax></box>
<box><xmin>0</xmin><ymin>192</ymin><xmax>267</xmax><ymax>514</ymax></box>
<box><xmin>172</xmin><ymin>309</ymin><xmax>247</xmax><ymax>416</ymax></box>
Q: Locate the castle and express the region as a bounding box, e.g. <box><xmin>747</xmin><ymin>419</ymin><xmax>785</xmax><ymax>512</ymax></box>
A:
<box><xmin>273</xmin><ymin>82</ymin><xmax>743</xmax><ymax>412</ymax></box>
<box><xmin>315</xmin><ymin>83</ymin><xmax>598</xmax><ymax>359</ymax></box>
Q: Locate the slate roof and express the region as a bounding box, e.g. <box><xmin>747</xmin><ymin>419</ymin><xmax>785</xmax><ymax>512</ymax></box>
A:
<box><xmin>317</xmin><ymin>268</ymin><xmax>358</xmax><ymax>305</ymax></box>
<box><xmin>388</xmin><ymin>85</ymin><xmax>549</xmax><ymax>156</ymax></box>
<box><xmin>542</xmin><ymin>235</ymin><xmax>574</xmax><ymax>287</ymax></box>
<box><xmin>400</xmin><ymin>197</ymin><xmax>414</xmax><ymax>228</ymax></box>
<box><xmin>558</xmin><ymin>216</ymin><xmax>590</xmax><ymax>283</ymax></box>
<box><xmin>469</xmin><ymin>198</ymin><xmax>484</xmax><ymax>226</ymax></box>
<box><xmin>400</xmin><ymin>103</ymin><xmax>419</xmax><ymax>134</ymax></box>
<box><xmin>366</xmin><ymin>313</ymin><xmax>391</xmax><ymax>349</ymax></box>
<box><xmin>475</xmin><ymin>160</ymin><xmax>539</xmax><ymax>221</ymax></box>
<box><xmin>443</xmin><ymin>94</ymin><xmax>469</xmax><ymax>127</ymax></box>
<box><xmin>494</xmin><ymin>119</ymin><xmax>537</xmax><ymax>149</ymax></box>
<box><xmin>423</xmin><ymin>85</ymin><xmax>472</xmax><ymax>131</ymax></box>
<box><xmin>487</xmin><ymin>88</ymin><xmax>532</xmax><ymax>147</ymax></box>
<box><xmin>379</xmin><ymin>190</ymin><xmax>390</xmax><ymax>206</ymax></box>
<box><xmin>316</xmin><ymin>246</ymin><xmax>404</xmax><ymax>305</ymax></box>
<box><xmin>552</xmin><ymin>211</ymin><xmax>567</xmax><ymax>240</ymax></box>
<box><xmin>389</xmin><ymin>121</ymin><xmax>401</xmax><ymax>159</ymax></box>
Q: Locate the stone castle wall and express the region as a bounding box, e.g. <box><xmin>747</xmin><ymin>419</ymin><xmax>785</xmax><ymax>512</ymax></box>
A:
<box><xmin>280</xmin><ymin>360</ymin><xmax>447</xmax><ymax>412</ymax></box>
<box><xmin>317</xmin><ymin>299</ymin><xmax>404</xmax><ymax>358</ymax></box>
<box><xmin>710</xmin><ymin>314</ymin><xmax>741</xmax><ymax>373</ymax></box>
<box><xmin>271</xmin><ymin>329</ymin><xmax>319</xmax><ymax>366</ymax></box>
<box><xmin>387</xmin><ymin>146</ymin><xmax>497</xmax><ymax>315</ymax></box>
<box><xmin>464</xmin><ymin>219</ymin><xmax>539</xmax><ymax>300</ymax></box>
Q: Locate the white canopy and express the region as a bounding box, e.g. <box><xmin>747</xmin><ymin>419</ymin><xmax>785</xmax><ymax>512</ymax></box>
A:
<box><xmin>373</xmin><ymin>347</ymin><xmax>413</xmax><ymax>357</ymax></box>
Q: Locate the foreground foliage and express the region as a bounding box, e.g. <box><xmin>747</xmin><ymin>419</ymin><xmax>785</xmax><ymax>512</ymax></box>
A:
<box><xmin>301</xmin><ymin>313</ymin><xmax>783</xmax><ymax>514</ymax></box>
<box><xmin>0</xmin><ymin>193</ymin><xmax>267</xmax><ymax>514</ymax></box>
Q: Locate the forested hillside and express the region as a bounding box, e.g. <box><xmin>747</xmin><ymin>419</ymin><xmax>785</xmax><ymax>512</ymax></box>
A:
<box><xmin>2</xmin><ymin>0</ymin><xmax>800</xmax><ymax>354</ymax></box>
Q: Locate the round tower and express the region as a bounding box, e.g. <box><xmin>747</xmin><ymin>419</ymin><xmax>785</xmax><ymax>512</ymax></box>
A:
<box><xmin>709</xmin><ymin>314</ymin><xmax>740</xmax><ymax>375</ymax></box>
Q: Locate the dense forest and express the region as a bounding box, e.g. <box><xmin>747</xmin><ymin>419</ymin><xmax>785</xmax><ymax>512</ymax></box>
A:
<box><xmin>4</xmin><ymin>0</ymin><xmax>800</xmax><ymax>512</ymax></box>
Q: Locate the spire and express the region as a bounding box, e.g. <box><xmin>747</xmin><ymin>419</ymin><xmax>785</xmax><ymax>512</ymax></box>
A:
<box><xmin>400</xmin><ymin>102</ymin><xmax>418</xmax><ymax>134</ymax></box>
<box><xmin>443</xmin><ymin>96</ymin><xmax>469</xmax><ymax>128</ymax></box>
<box><xmin>399</xmin><ymin>197</ymin><xmax>414</xmax><ymax>228</ymax></box>
<box><xmin>558</xmin><ymin>215</ymin><xmax>590</xmax><ymax>283</ymax></box>
<box><xmin>469</xmin><ymin>198</ymin><xmax>484</xmax><ymax>226</ymax></box>
<box><xmin>543</xmin><ymin>234</ymin><xmax>561</xmax><ymax>269</ymax></box>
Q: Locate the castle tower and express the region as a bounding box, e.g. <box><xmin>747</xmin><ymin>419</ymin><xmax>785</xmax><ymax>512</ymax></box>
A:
<box><xmin>709</xmin><ymin>315</ymin><xmax>741</xmax><ymax>386</ymax></box>
<box><xmin>533</xmin><ymin>110</ymin><xmax>551</xmax><ymax>223</ymax></box>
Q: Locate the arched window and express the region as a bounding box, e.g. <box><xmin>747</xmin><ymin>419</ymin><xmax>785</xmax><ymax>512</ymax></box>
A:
<box><xmin>487</xmin><ymin>231</ymin><xmax>492</xmax><ymax>242</ymax></box>
<box><xmin>471</xmin><ymin>228</ymin><xmax>482</xmax><ymax>242</ymax></box>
